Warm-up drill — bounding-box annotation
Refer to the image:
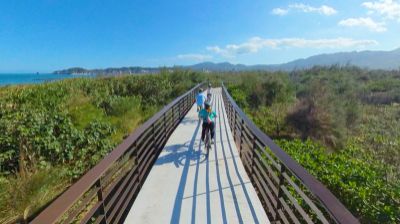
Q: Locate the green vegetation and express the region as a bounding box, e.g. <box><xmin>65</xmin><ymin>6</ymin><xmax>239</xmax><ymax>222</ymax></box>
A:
<box><xmin>0</xmin><ymin>70</ymin><xmax>203</xmax><ymax>223</ymax></box>
<box><xmin>222</xmin><ymin>66</ymin><xmax>400</xmax><ymax>223</ymax></box>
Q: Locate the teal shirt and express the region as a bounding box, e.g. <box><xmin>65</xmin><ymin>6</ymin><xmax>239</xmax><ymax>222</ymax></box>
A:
<box><xmin>199</xmin><ymin>109</ymin><xmax>217</xmax><ymax>123</ymax></box>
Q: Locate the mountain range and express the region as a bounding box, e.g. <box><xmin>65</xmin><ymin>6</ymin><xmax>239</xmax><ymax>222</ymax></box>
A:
<box><xmin>54</xmin><ymin>48</ymin><xmax>400</xmax><ymax>74</ymax></box>
<box><xmin>187</xmin><ymin>48</ymin><xmax>400</xmax><ymax>71</ymax></box>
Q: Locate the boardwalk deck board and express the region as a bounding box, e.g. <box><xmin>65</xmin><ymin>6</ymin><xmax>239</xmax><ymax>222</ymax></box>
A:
<box><xmin>125</xmin><ymin>88</ymin><xmax>269</xmax><ymax>224</ymax></box>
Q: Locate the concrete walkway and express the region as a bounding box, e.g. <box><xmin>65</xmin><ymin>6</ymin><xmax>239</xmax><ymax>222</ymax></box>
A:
<box><xmin>125</xmin><ymin>88</ymin><xmax>269</xmax><ymax>224</ymax></box>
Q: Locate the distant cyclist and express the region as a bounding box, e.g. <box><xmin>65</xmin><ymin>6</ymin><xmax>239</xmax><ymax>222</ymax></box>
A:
<box><xmin>207</xmin><ymin>82</ymin><xmax>212</xmax><ymax>95</ymax></box>
<box><xmin>196</xmin><ymin>88</ymin><xmax>206</xmax><ymax>112</ymax></box>
<box><xmin>206</xmin><ymin>92</ymin><xmax>212</xmax><ymax>105</ymax></box>
<box><xmin>199</xmin><ymin>102</ymin><xmax>217</xmax><ymax>144</ymax></box>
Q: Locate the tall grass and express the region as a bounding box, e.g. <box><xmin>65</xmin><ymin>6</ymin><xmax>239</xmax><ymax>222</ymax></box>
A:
<box><xmin>0</xmin><ymin>167</ymin><xmax>69</xmax><ymax>223</ymax></box>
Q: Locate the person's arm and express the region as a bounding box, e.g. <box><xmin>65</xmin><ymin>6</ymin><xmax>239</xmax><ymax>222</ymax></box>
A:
<box><xmin>213</xmin><ymin>111</ymin><xmax>217</xmax><ymax>118</ymax></box>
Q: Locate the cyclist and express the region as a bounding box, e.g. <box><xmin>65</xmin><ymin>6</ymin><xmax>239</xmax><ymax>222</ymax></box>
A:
<box><xmin>207</xmin><ymin>82</ymin><xmax>212</xmax><ymax>95</ymax></box>
<box><xmin>199</xmin><ymin>101</ymin><xmax>217</xmax><ymax>144</ymax></box>
<box><xmin>206</xmin><ymin>92</ymin><xmax>212</xmax><ymax>105</ymax></box>
<box><xmin>196</xmin><ymin>88</ymin><xmax>206</xmax><ymax>112</ymax></box>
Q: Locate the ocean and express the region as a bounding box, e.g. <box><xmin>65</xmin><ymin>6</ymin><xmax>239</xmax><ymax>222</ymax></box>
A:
<box><xmin>0</xmin><ymin>73</ymin><xmax>94</xmax><ymax>86</ymax></box>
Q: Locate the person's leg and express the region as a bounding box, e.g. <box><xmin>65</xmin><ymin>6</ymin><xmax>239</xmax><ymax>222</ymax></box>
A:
<box><xmin>201</xmin><ymin>122</ymin><xmax>207</xmax><ymax>141</ymax></box>
<box><xmin>210</xmin><ymin>122</ymin><xmax>215</xmax><ymax>143</ymax></box>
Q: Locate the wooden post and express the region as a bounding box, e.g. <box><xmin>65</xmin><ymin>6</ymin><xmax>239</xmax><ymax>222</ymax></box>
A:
<box><xmin>96</xmin><ymin>179</ymin><xmax>108</xmax><ymax>224</ymax></box>
<box><xmin>250</xmin><ymin>135</ymin><xmax>256</xmax><ymax>176</ymax></box>
<box><xmin>275</xmin><ymin>164</ymin><xmax>286</xmax><ymax>222</ymax></box>
<box><xmin>152</xmin><ymin>124</ymin><xmax>156</xmax><ymax>153</ymax></box>
<box><xmin>233</xmin><ymin>110</ymin><xmax>237</xmax><ymax>142</ymax></box>
<box><xmin>163</xmin><ymin>113</ymin><xmax>167</xmax><ymax>143</ymax></box>
<box><xmin>239</xmin><ymin>119</ymin><xmax>244</xmax><ymax>159</ymax></box>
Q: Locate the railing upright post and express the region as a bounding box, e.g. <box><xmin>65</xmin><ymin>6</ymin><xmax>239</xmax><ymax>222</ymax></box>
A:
<box><xmin>225</xmin><ymin>91</ymin><xmax>229</xmax><ymax>124</ymax></box>
<box><xmin>132</xmin><ymin>141</ymin><xmax>142</xmax><ymax>188</ymax></box>
<box><xmin>184</xmin><ymin>97</ymin><xmax>187</xmax><ymax>113</ymax></box>
<box><xmin>187</xmin><ymin>95</ymin><xmax>190</xmax><ymax>111</ymax></box>
<box><xmin>182</xmin><ymin>98</ymin><xmax>184</xmax><ymax>116</ymax></box>
<box><xmin>233</xmin><ymin>110</ymin><xmax>237</xmax><ymax>142</ymax></box>
<box><xmin>275</xmin><ymin>164</ymin><xmax>286</xmax><ymax>222</ymax></box>
<box><xmin>178</xmin><ymin>100</ymin><xmax>180</xmax><ymax>119</ymax></box>
<box><xmin>239</xmin><ymin>119</ymin><xmax>244</xmax><ymax>159</ymax></box>
<box><xmin>250</xmin><ymin>134</ymin><xmax>256</xmax><ymax>176</ymax></box>
<box><xmin>226</xmin><ymin>101</ymin><xmax>230</xmax><ymax>125</ymax></box>
<box><xmin>181</xmin><ymin>99</ymin><xmax>184</xmax><ymax>117</ymax></box>
<box><xmin>183</xmin><ymin>96</ymin><xmax>186</xmax><ymax>113</ymax></box>
<box><xmin>228</xmin><ymin>100</ymin><xmax>231</xmax><ymax>123</ymax></box>
<box><xmin>184</xmin><ymin>95</ymin><xmax>187</xmax><ymax>112</ymax></box>
<box><xmin>177</xmin><ymin>102</ymin><xmax>180</xmax><ymax>123</ymax></box>
<box><xmin>96</xmin><ymin>179</ymin><xmax>108</xmax><ymax>224</ymax></box>
<box><xmin>228</xmin><ymin>100</ymin><xmax>231</xmax><ymax>121</ymax></box>
<box><xmin>191</xmin><ymin>90</ymin><xmax>194</xmax><ymax>104</ymax></box>
<box><xmin>180</xmin><ymin>100</ymin><xmax>183</xmax><ymax>119</ymax></box>
<box><xmin>188</xmin><ymin>93</ymin><xmax>190</xmax><ymax>111</ymax></box>
<box><xmin>229</xmin><ymin>104</ymin><xmax>233</xmax><ymax>129</ymax></box>
<box><xmin>152</xmin><ymin>124</ymin><xmax>156</xmax><ymax>153</ymax></box>
<box><xmin>163</xmin><ymin>113</ymin><xmax>167</xmax><ymax>143</ymax></box>
<box><xmin>172</xmin><ymin>105</ymin><xmax>175</xmax><ymax>126</ymax></box>
<box><xmin>132</xmin><ymin>141</ymin><xmax>139</xmax><ymax>175</ymax></box>
<box><xmin>178</xmin><ymin>100</ymin><xmax>181</xmax><ymax>119</ymax></box>
<box><xmin>184</xmin><ymin>97</ymin><xmax>187</xmax><ymax>114</ymax></box>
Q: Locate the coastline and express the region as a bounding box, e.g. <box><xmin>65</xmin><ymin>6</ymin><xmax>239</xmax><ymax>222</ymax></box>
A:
<box><xmin>0</xmin><ymin>73</ymin><xmax>95</xmax><ymax>86</ymax></box>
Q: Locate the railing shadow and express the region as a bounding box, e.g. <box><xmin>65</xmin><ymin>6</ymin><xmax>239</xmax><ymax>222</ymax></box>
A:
<box><xmin>157</xmin><ymin>89</ymin><xmax>261</xmax><ymax>224</ymax></box>
<box><xmin>179</xmin><ymin>117</ymin><xmax>200</xmax><ymax>126</ymax></box>
<box><xmin>169</xmin><ymin>120</ymin><xmax>201</xmax><ymax>224</ymax></box>
<box><xmin>154</xmin><ymin>137</ymin><xmax>207</xmax><ymax>168</ymax></box>
<box><xmin>218</xmin><ymin>95</ymin><xmax>260</xmax><ymax>224</ymax></box>
<box><xmin>168</xmin><ymin>91</ymin><xmax>219</xmax><ymax>224</ymax></box>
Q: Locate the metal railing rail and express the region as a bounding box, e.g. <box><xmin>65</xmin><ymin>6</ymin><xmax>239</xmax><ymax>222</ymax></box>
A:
<box><xmin>221</xmin><ymin>83</ymin><xmax>359</xmax><ymax>224</ymax></box>
<box><xmin>31</xmin><ymin>83</ymin><xmax>203</xmax><ymax>224</ymax></box>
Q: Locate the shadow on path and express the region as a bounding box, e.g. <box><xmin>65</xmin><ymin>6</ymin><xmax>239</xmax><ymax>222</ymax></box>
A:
<box><xmin>219</xmin><ymin>94</ymin><xmax>260</xmax><ymax>224</ymax></box>
<box><xmin>170</xmin><ymin>120</ymin><xmax>201</xmax><ymax>223</ymax></box>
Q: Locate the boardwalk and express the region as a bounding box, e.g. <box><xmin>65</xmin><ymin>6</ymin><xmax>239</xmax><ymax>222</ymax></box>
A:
<box><xmin>125</xmin><ymin>88</ymin><xmax>269</xmax><ymax>224</ymax></box>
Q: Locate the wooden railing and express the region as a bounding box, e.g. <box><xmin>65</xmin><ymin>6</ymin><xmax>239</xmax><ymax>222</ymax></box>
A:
<box><xmin>30</xmin><ymin>83</ymin><xmax>203</xmax><ymax>224</ymax></box>
<box><xmin>221</xmin><ymin>84</ymin><xmax>359</xmax><ymax>224</ymax></box>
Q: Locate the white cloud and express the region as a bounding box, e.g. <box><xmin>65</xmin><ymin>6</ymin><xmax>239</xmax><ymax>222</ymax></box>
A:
<box><xmin>271</xmin><ymin>4</ymin><xmax>337</xmax><ymax>16</ymax></box>
<box><xmin>176</xmin><ymin>54</ymin><xmax>212</xmax><ymax>61</ymax></box>
<box><xmin>362</xmin><ymin>0</ymin><xmax>400</xmax><ymax>21</ymax></box>
<box><xmin>289</xmin><ymin>3</ymin><xmax>337</xmax><ymax>15</ymax></box>
<box><xmin>339</xmin><ymin>17</ymin><xmax>387</xmax><ymax>32</ymax></box>
<box><xmin>207</xmin><ymin>37</ymin><xmax>378</xmax><ymax>57</ymax></box>
<box><xmin>271</xmin><ymin>8</ymin><xmax>289</xmax><ymax>16</ymax></box>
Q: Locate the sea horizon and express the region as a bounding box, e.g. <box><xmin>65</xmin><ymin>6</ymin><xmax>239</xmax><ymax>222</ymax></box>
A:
<box><xmin>0</xmin><ymin>73</ymin><xmax>94</xmax><ymax>86</ymax></box>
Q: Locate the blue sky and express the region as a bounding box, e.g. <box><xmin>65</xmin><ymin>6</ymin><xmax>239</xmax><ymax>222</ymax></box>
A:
<box><xmin>0</xmin><ymin>0</ymin><xmax>399</xmax><ymax>72</ymax></box>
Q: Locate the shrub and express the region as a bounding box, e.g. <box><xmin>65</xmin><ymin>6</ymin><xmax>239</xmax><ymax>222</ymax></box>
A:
<box><xmin>277</xmin><ymin>139</ymin><xmax>400</xmax><ymax>223</ymax></box>
<box><xmin>286</xmin><ymin>80</ymin><xmax>346</xmax><ymax>148</ymax></box>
